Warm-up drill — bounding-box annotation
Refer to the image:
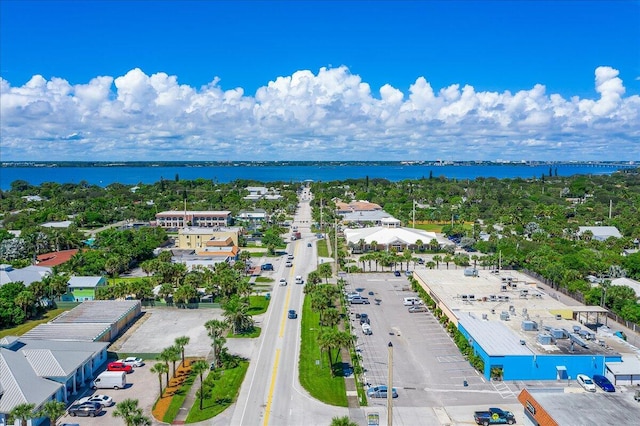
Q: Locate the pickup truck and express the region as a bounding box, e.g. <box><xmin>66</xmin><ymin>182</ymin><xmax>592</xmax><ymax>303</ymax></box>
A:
<box><xmin>473</xmin><ymin>408</ymin><xmax>516</xmax><ymax>425</ymax></box>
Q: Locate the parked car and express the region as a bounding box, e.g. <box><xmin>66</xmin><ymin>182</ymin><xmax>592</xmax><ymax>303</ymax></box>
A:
<box><xmin>119</xmin><ymin>356</ymin><xmax>144</xmax><ymax>367</ymax></box>
<box><xmin>279</xmin><ymin>278</ymin><xmax>288</xmax><ymax>286</ymax></box>
<box><xmin>367</xmin><ymin>385</ymin><xmax>397</xmax><ymax>398</ymax></box>
<box><xmin>107</xmin><ymin>362</ymin><xmax>133</xmax><ymax>373</ymax></box>
<box><xmin>350</xmin><ymin>296</ymin><xmax>370</xmax><ymax>305</ymax></box>
<box><xmin>592</xmin><ymin>374</ymin><xmax>615</xmax><ymax>392</ymax></box>
<box><xmin>361</xmin><ymin>323</ymin><xmax>372</xmax><ymax>335</ymax></box>
<box><xmin>577</xmin><ymin>374</ymin><xmax>596</xmax><ymax>392</ymax></box>
<box><xmin>473</xmin><ymin>407</ymin><xmax>516</xmax><ymax>425</ymax></box>
<box><xmin>408</xmin><ymin>305</ymin><xmax>428</xmax><ymax>313</ymax></box>
<box><xmin>346</xmin><ymin>292</ymin><xmax>360</xmax><ymax>300</ymax></box>
<box><xmin>417</xmin><ymin>258</ymin><xmax>425</xmax><ymax>265</ymax></box>
<box><xmin>359</xmin><ymin>313</ymin><xmax>370</xmax><ymax>324</ymax></box>
<box><xmin>288</xmin><ymin>309</ymin><xmax>297</xmax><ymax>319</ymax></box>
<box><xmin>77</xmin><ymin>394</ymin><xmax>114</xmax><ymax>407</ymax></box>
<box><xmin>394</xmin><ymin>271</ymin><xmax>401</xmax><ymax>277</ymax></box>
<box><xmin>261</xmin><ymin>263</ymin><xmax>274</xmax><ymax>271</ymax></box>
<box><xmin>68</xmin><ymin>402</ymin><xmax>103</xmax><ymax>417</ymax></box>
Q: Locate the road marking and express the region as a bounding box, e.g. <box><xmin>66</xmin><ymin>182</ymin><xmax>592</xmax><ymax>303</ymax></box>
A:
<box><xmin>263</xmin><ymin>348</ymin><xmax>281</xmax><ymax>426</ymax></box>
<box><xmin>279</xmin><ymin>287</ymin><xmax>291</xmax><ymax>338</ymax></box>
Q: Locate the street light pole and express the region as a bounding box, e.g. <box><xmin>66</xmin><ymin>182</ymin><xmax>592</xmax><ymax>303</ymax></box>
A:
<box><xmin>387</xmin><ymin>341</ymin><xmax>393</xmax><ymax>426</ymax></box>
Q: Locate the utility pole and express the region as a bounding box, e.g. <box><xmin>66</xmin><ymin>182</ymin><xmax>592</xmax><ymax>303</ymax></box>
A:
<box><xmin>387</xmin><ymin>342</ymin><xmax>394</xmax><ymax>426</ymax></box>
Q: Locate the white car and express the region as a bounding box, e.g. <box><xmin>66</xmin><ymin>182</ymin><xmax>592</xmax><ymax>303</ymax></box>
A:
<box><xmin>77</xmin><ymin>394</ymin><xmax>114</xmax><ymax>407</ymax></box>
<box><xmin>279</xmin><ymin>278</ymin><xmax>288</xmax><ymax>286</ymax></box>
<box><xmin>119</xmin><ymin>357</ymin><xmax>144</xmax><ymax>367</ymax></box>
<box><xmin>577</xmin><ymin>374</ymin><xmax>596</xmax><ymax>392</ymax></box>
<box><xmin>295</xmin><ymin>275</ymin><xmax>304</xmax><ymax>284</ymax></box>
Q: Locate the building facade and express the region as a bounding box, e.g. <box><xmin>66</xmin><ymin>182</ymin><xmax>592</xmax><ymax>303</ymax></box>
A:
<box><xmin>155</xmin><ymin>210</ymin><xmax>232</xmax><ymax>229</ymax></box>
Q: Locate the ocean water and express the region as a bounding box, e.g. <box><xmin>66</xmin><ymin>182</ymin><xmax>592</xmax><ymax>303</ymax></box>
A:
<box><xmin>0</xmin><ymin>163</ymin><xmax>631</xmax><ymax>190</ymax></box>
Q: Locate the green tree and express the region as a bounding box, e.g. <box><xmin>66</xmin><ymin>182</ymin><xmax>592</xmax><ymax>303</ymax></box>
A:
<box><xmin>38</xmin><ymin>400</ymin><xmax>66</xmax><ymax>426</ymax></box>
<box><xmin>112</xmin><ymin>398</ymin><xmax>147</xmax><ymax>426</ymax></box>
<box><xmin>150</xmin><ymin>362</ymin><xmax>169</xmax><ymax>398</ymax></box>
<box><xmin>10</xmin><ymin>403</ymin><xmax>36</xmax><ymax>426</ymax></box>
<box><xmin>174</xmin><ymin>335</ymin><xmax>190</xmax><ymax>366</ymax></box>
<box><xmin>191</xmin><ymin>360</ymin><xmax>209</xmax><ymax>410</ymax></box>
<box><xmin>330</xmin><ymin>416</ymin><xmax>359</xmax><ymax>426</ymax></box>
<box><xmin>205</xmin><ymin>318</ymin><xmax>228</xmax><ymax>368</ymax></box>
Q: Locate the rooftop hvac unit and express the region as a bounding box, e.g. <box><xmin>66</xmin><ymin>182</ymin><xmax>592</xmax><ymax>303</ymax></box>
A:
<box><xmin>482</xmin><ymin>313</ymin><xmax>488</xmax><ymax>320</ymax></box>
<box><xmin>522</xmin><ymin>308</ymin><xmax>528</xmax><ymax>315</ymax></box>
<box><xmin>572</xmin><ymin>325</ymin><xmax>581</xmax><ymax>333</ymax></box>
<box><xmin>521</xmin><ymin>320</ymin><xmax>538</xmax><ymax>331</ymax></box>
<box><xmin>537</xmin><ymin>333</ymin><xmax>553</xmax><ymax>345</ymax></box>
<box><xmin>550</xmin><ymin>328</ymin><xmax>565</xmax><ymax>339</ymax></box>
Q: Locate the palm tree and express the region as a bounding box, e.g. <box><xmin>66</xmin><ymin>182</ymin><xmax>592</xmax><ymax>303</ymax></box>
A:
<box><xmin>10</xmin><ymin>403</ymin><xmax>36</xmax><ymax>426</ymax></box>
<box><xmin>191</xmin><ymin>360</ymin><xmax>209</xmax><ymax>409</ymax></box>
<box><xmin>432</xmin><ymin>255</ymin><xmax>442</xmax><ymax>269</ymax></box>
<box><xmin>112</xmin><ymin>398</ymin><xmax>144</xmax><ymax>426</ymax></box>
<box><xmin>167</xmin><ymin>345</ymin><xmax>181</xmax><ymax>377</ymax></box>
<box><xmin>14</xmin><ymin>290</ymin><xmax>35</xmax><ymax>318</ymax></box>
<box><xmin>158</xmin><ymin>347</ymin><xmax>174</xmax><ymax>383</ymax></box>
<box><xmin>330</xmin><ymin>415</ymin><xmax>359</xmax><ymax>426</ymax></box>
<box><xmin>37</xmin><ymin>400</ymin><xmax>66</xmax><ymax>426</ymax></box>
<box><xmin>150</xmin><ymin>362</ymin><xmax>169</xmax><ymax>397</ymax></box>
<box><xmin>223</xmin><ymin>295</ymin><xmax>253</xmax><ymax>334</ymax></box>
<box><xmin>174</xmin><ymin>335</ymin><xmax>190</xmax><ymax>367</ymax></box>
<box><xmin>205</xmin><ymin>319</ymin><xmax>228</xmax><ymax>368</ymax></box>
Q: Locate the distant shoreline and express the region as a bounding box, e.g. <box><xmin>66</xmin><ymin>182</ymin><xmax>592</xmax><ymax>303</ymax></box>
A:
<box><xmin>2</xmin><ymin>160</ymin><xmax>637</xmax><ymax>168</ymax></box>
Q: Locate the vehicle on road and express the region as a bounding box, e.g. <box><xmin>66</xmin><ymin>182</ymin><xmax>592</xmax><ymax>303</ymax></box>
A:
<box><xmin>408</xmin><ymin>305</ymin><xmax>428</xmax><ymax>313</ymax></box>
<box><xmin>287</xmin><ymin>254</ymin><xmax>294</xmax><ymax>260</ymax></box>
<box><xmin>285</xmin><ymin>260</ymin><xmax>293</xmax><ymax>267</ymax></box>
<box><xmin>68</xmin><ymin>402</ymin><xmax>103</xmax><ymax>417</ymax></box>
<box><xmin>119</xmin><ymin>356</ymin><xmax>144</xmax><ymax>367</ymax></box>
<box><xmin>367</xmin><ymin>385</ymin><xmax>397</xmax><ymax>398</ymax></box>
<box><xmin>362</xmin><ymin>323</ymin><xmax>372</xmax><ymax>335</ymax></box>
<box><xmin>288</xmin><ymin>310</ymin><xmax>297</xmax><ymax>319</ymax></box>
<box><xmin>307</xmin><ymin>242</ymin><xmax>312</xmax><ymax>247</ymax></box>
<box><xmin>394</xmin><ymin>271</ymin><xmax>401</xmax><ymax>277</ymax></box>
<box><xmin>279</xmin><ymin>278</ymin><xmax>287</xmax><ymax>286</ymax></box>
<box><xmin>77</xmin><ymin>394</ymin><xmax>114</xmax><ymax>407</ymax></box>
<box><xmin>473</xmin><ymin>408</ymin><xmax>516</xmax><ymax>425</ymax></box>
<box><xmin>295</xmin><ymin>275</ymin><xmax>304</xmax><ymax>284</ymax></box>
<box><xmin>360</xmin><ymin>313</ymin><xmax>370</xmax><ymax>324</ymax></box>
<box><xmin>261</xmin><ymin>263</ymin><xmax>274</xmax><ymax>271</ymax></box>
<box><xmin>577</xmin><ymin>374</ymin><xmax>597</xmax><ymax>392</ymax></box>
<box><xmin>107</xmin><ymin>362</ymin><xmax>132</xmax><ymax>373</ymax></box>
<box><xmin>350</xmin><ymin>296</ymin><xmax>370</xmax><ymax>305</ymax></box>
<box><xmin>592</xmin><ymin>374</ymin><xmax>615</xmax><ymax>392</ymax></box>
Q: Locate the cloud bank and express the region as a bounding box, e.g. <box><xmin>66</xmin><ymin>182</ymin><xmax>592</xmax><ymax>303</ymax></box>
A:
<box><xmin>1</xmin><ymin>66</ymin><xmax>638</xmax><ymax>161</ymax></box>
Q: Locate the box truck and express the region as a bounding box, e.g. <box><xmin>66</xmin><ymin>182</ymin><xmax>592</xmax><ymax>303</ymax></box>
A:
<box><xmin>91</xmin><ymin>371</ymin><xmax>127</xmax><ymax>390</ymax></box>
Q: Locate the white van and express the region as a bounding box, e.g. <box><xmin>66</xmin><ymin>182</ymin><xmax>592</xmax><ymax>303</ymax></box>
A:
<box><xmin>91</xmin><ymin>371</ymin><xmax>126</xmax><ymax>390</ymax></box>
<box><xmin>403</xmin><ymin>297</ymin><xmax>422</xmax><ymax>306</ymax></box>
<box><xmin>362</xmin><ymin>323</ymin><xmax>372</xmax><ymax>335</ymax></box>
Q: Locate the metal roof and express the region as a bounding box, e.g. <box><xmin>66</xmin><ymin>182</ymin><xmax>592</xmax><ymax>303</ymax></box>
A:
<box><xmin>67</xmin><ymin>276</ymin><xmax>105</xmax><ymax>288</ymax></box>
<box><xmin>51</xmin><ymin>300</ymin><xmax>140</xmax><ymax>324</ymax></box>
<box><xmin>22</xmin><ymin>323</ymin><xmax>112</xmax><ymax>342</ymax></box>
<box><xmin>458</xmin><ymin>313</ymin><xmax>533</xmax><ymax>356</ymax></box>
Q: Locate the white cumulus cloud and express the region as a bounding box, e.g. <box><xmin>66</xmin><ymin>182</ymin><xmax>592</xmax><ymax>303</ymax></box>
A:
<box><xmin>0</xmin><ymin>66</ymin><xmax>638</xmax><ymax>161</ymax></box>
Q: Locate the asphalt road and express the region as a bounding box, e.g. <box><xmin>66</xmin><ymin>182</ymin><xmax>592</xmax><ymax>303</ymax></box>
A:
<box><xmin>227</xmin><ymin>187</ymin><xmax>348</xmax><ymax>426</ymax></box>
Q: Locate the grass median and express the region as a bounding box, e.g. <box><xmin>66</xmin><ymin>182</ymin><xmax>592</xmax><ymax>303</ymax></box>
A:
<box><xmin>299</xmin><ymin>296</ymin><xmax>348</xmax><ymax>406</ymax></box>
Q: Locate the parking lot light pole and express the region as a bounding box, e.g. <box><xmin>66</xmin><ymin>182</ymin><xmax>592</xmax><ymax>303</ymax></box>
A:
<box><xmin>387</xmin><ymin>341</ymin><xmax>393</xmax><ymax>426</ymax></box>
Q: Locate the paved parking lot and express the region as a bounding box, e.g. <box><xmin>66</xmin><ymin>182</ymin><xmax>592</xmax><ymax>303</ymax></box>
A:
<box><xmin>343</xmin><ymin>272</ymin><xmax>519</xmax><ymax>411</ymax></box>
<box><xmin>57</xmin><ymin>364</ymin><xmax>160</xmax><ymax>426</ymax></box>
<box><xmin>57</xmin><ymin>307</ymin><xmax>230</xmax><ymax>426</ymax></box>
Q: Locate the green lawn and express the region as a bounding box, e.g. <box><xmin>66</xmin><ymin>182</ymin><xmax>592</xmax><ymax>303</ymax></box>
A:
<box><xmin>227</xmin><ymin>326</ymin><xmax>261</xmax><ymax>339</ymax></box>
<box><xmin>317</xmin><ymin>239</ymin><xmax>329</xmax><ymax>258</ymax></box>
<box><xmin>298</xmin><ymin>296</ymin><xmax>348</xmax><ymax>406</ymax></box>
<box><xmin>162</xmin><ymin>369</ymin><xmax>197</xmax><ymax>423</ymax></box>
<box><xmin>185</xmin><ymin>361</ymin><xmax>249</xmax><ymax>423</ymax></box>
<box><xmin>254</xmin><ymin>276</ymin><xmax>273</xmax><ymax>283</ymax></box>
<box><xmin>0</xmin><ymin>308</ymin><xmax>67</xmax><ymax>338</ymax></box>
<box><xmin>247</xmin><ymin>295</ymin><xmax>269</xmax><ymax>315</ymax></box>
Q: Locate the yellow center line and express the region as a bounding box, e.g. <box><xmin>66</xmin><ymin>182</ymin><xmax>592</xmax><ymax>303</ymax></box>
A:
<box><xmin>263</xmin><ymin>348</ymin><xmax>281</xmax><ymax>426</ymax></box>
<box><xmin>279</xmin><ymin>286</ymin><xmax>291</xmax><ymax>338</ymax></box>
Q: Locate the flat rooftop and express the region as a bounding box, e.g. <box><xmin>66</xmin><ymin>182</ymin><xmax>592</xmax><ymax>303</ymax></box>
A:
<box><xmin>414</xmin><ymin>268</ymin><xmax>630</xmax><ymax>357</ymax></box>
<box><xmin>523</xmin><ymin>388</ymin><xmax>640</xmax><ymax>425</ymax></box>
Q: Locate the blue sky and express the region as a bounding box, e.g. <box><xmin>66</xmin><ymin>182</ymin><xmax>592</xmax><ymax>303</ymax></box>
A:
<box><xmin>1</xmin><ymin>1</ymin><xmax>639</xmax><ymax>161</ymax></box>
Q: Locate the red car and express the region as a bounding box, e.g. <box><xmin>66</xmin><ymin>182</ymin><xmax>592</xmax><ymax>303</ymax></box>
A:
<box><xmin>107</xmin><ymin>361</ymin><xmax>133</xmax><ymax>373</ymax></box>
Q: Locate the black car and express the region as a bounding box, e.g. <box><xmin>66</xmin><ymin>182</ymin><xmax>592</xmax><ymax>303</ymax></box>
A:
<box><xmin>288</xmin><ymin>309</ymin><xmax>297</xmax><ymax>319</ymax></box>
<box><xmin>68</xmin><ymin>402</ymin><xmax>103</xmax><ymax>417</ymax></box>
<box><xmin>394</xmin><ymin>271</ymin><xmax>401</xmax><ymax>277</ymax></box>
<box><xmin>359</xmin><ymin>313</ymin><xmax>370</xmax><ymax>325</ymax></box>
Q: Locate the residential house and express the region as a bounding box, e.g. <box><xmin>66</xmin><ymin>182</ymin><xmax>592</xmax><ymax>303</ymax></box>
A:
<box><xmin>66</xmin><ymin>276</ymin><xmax>107</xmax><ymax>302</ymax></box>
<box><xmin>578</xmin><ymin>226</ymin><xmax>622</xmax><ymax>241</ymax></box>
<box><xmin>177</xmin><ymin>226</ymin><xmax>241</xmax><ymax>249</ymax></box>
<box><xmin>0</xmin><ymin>264</ymin><xmax>52</xmax><ymax>287</ymax></box>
